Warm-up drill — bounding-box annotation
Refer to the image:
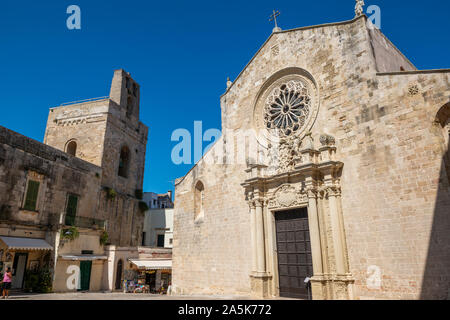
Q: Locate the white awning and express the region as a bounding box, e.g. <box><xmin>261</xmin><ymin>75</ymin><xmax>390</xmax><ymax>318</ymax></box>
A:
<box><xmin>59</xmin><ymin>255</ymin><xmax>108</xmax><ymax>261</ymax></box>
<box><xmin>129</xmin><ymin>259</ymin><xmax>172</xmax><ymax>270</ymax></box>
<box><xmin>0</xmin><ymin>236</ymin><xmax>53</xmax><ymax>251</ymax></box>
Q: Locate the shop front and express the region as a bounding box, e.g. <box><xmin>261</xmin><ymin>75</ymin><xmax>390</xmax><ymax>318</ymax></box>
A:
<box><xmin>54</xmin><ymin>254</ymin><xmax>108</xmax><ymax>292</ymax></box>
<box><xmin>0</xmin><ymin>236</ymin><xmax>53</xmax><ymax>290</ymax></box>
<box><xmin>125</xmin><ymin>259</ymin><xmax>172</xmax><ymax>294</ymax></box>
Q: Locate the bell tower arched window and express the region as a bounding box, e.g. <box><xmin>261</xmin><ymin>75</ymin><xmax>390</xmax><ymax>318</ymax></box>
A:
<box><xmin>118</xmin><ymin>146</ymin><xmax>130</xmax><ymax>178</ymax></box>
<box><xmin>66</xmin><ymin>140</ymin><xmax>77</xmax><ymax>157</ymax></box>
<box><xmin>126</xmin><ymin>96</ymin><xmax>133</xmax><ymax>118</ymax></box>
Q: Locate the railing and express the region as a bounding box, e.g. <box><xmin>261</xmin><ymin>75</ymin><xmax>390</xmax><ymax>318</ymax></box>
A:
<box><xmin>64</xmin><ymin>215</ymin><xmax>106</xmax><ymax>229</ymax></box>
<box><xmin>59</xmin><ymin>96</ymin><xmax>110</xmax><ymax>106</ymax></box>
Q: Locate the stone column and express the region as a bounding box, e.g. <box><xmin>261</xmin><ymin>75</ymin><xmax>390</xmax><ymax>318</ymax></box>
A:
<box><xmin>249</xmin><ymin>202</ymin><xmax>257</xmax><ymax>272</ymax></box>
<box><xmin>307</xmin><ymin>189</ymin><xmax>323</xmax><ymax>276</ymax></box>
<box><xmin>328</xmin><ymin>187</ymin><xmax>346</xmax><ymax>275</ymax></box>
<box><xmin>250</xmin><ymin>199</ymin><xmax>270</xmax><ymax>298</ymax></box>
<box><xmin>255</xmin><ymin>200</ymin><xmax>266</xmax><ymax>273</ymax></box>
<box><xmin>307</xmin><ymin>189</ymin><xmax>327</xmax><ymax>300</ymax></box>
<box><xmin>335</xmin><ymin>187</ymin><xmax>349</xmax><ymax>273</ymax></box>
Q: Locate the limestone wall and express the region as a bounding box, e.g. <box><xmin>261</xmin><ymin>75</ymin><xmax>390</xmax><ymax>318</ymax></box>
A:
<box><xmin>368</xmin><ymin>26</ymin><xmax>416</xmax><ymax>73</ymax></box>
<box><xmin>0</xmin><ymin>125</ymin><xmax>102</xmax><ymax>227</ymax></box>
<box><xmin>44</xmin><ymin>100</ymin><xmax>110</xmax><ymax>167</ymax></box>
<box><xmin>341</xmin><ymin>70</ymin><xmax>450</xmax><ymax>299</ymax></box>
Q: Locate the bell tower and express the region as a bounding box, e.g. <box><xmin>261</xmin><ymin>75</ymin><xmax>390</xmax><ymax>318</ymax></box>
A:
<box><xmin>109</xmin><ymin>69</ymin><xmax>140</xmax><ymax>121</ymax></box>
<box><xmin>43</xmin><ymin>69</ymin><xmax>148</xmax><ymax>246</ymax></box>
<box><xmin>101</xmin><ymin>69</ymin><xmax>147</xmax><ymax>196</ymax></box>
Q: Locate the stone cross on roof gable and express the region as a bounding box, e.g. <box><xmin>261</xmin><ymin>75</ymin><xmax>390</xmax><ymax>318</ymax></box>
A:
<box><xmin>269</xmin><ymin>10</ymin><xmax>282</xmax><ymax>33</ymax></box>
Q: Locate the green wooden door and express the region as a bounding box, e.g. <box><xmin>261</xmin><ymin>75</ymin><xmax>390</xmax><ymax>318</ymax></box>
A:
<box><xmin>79</xmin><ymin>261</ymin><xmax>92</xmax><ymax>291</ymax></box>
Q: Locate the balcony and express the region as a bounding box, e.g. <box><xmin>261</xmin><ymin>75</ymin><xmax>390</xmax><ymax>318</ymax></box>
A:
<box><xmin>64</xmin><ymin>215</ymin><xmax>106</xmax><ymax>230</ymax></box>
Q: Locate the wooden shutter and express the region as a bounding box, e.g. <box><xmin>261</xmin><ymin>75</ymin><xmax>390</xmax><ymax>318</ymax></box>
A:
<box><xmin>65</xmin><ymin>194</ymin><xmax>78</xmax><ymax>226</ymax></box>
<box><xmin>24</xmin><ymin>180</ymin><xmax>40</xmax><ymax>211</ymax></box>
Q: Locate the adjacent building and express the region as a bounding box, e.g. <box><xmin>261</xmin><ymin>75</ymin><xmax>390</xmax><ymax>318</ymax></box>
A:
<box><xmin>142</xmin><ymin>192</ymin><xmax>174</xmax><ymax>248</ymax></box>
<box><xmin>0</xmin><ymin>69</ymin><xmax>149</xmax><ymax>292</ymax></box>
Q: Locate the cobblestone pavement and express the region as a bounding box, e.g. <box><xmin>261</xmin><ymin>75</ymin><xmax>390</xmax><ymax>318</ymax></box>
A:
<box><xmin>3</xmin><ymin>292</ymin><xmax>255</xmax><ymax>300</ymax></box>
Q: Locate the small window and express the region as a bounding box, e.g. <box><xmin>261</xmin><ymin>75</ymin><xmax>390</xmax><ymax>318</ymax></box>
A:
<box><xmin>24</xmin><ymin>180</ymin><xmax>40</xmax><ymax>211</ymax></box>
<box><xmin>66</xmin><ymin>141</ymin><xmax>77</xmax><ymax>157</ymax></box>
<box><xmin>169</xmin><ymin>238</ymin><xmax>173</xmax><ymax>245</ymax></box>
<box><xmin>118</xmin><ymin>146</ymin><xmax>130</xmax><ymax>178</ymax></box>
<box><xmin>157</xmin><ymin>234</ymin><xmax>165</xmax><ymax>248</ymax></box>
<box><xmin>65</xmin><ymin>194</ymin><xmax>78</xmax><ymax>226</ymax></box>
<box><xmin>142</xmin><ymin>232</ymin><xmax>146</xmax><ymax>246</ymax></box>
<box><xmin>194</xmin><ymin>181</ymin><xmax>205</xmax><ymax>220</ymax></box>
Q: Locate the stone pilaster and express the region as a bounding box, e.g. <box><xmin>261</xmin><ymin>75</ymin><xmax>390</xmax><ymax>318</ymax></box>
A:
<box><xmin>325</xmin><ymin>185</ymin><xmax>354</xmax><ymax>299</ymax></box>
<box><xmin>250</xmin><ymin>198</ymin><xmax>271</xmax><ymax>298</ymax></box>
<box><xmin>306</xmin><ymin>188</ymin><xmax>328</xmax><ymax>300</ymax></box>
<box><xmin>249</xmin><ymin>202</ymin><xmax>257</xmax><ymax>273</ymax></box>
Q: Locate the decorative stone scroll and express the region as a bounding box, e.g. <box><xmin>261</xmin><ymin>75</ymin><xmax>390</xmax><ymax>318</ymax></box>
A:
<box><xmin>242</xmin><ymin>132</ymin><xmax>354</xmax><ymax>300</ymax></box>
<box><xmin>267</xmin><ymin>184</ymin><xmax>308</xmax><ymax>209</ymax></box>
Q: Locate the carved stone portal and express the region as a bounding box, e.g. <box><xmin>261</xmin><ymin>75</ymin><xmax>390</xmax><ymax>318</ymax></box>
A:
<box><xmin>242</xmin><ymin>134</ymin><xmax>354</xmax><ymax>300</ymax></box>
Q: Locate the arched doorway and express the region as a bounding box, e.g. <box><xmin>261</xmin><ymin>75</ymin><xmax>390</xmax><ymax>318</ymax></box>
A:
<box><xmin>115</xmin><ymin>260</ymin><xmax>123</xmax><ymax>290</ymax></box>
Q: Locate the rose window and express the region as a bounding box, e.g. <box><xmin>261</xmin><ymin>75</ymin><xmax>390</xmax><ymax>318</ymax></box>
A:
<box><xmin>264</xmin><ymin>80</ymin><xmax>311</xmax><ymax>136</ymax></box>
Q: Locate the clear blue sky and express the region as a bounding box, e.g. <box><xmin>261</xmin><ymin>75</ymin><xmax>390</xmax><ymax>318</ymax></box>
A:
<box><xmin>0</xmin><ymin>0</ymin><xmax>448</xmax><ymax>194</ymax></box>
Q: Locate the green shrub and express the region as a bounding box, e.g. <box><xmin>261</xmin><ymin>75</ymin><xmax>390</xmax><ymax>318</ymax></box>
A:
<box><xmin>100</xmin><ymin>230</ymin><xmax>109</xmax><ymax>246</ymax></box>
<box><xmin>24</xmin><ymin>271</ymin><xmax>39</xmax><ymax>293</ymax></box>
<box><xmin>24</xmin><ymin>268</ymin><xmax>52</xmax><ymax>293</ymax></box>
<box><xmin>105</xmin><ymin>187</ymin><xmax>117</xmax><ymax>200</ymax></box>
<box><xmin>61</xmin><ymin>226</ymin><xmax>79</xmax><ymax>241</ymax></box>
<box><xmin>37</xmin><ymin>268</ymin><xmax>53</xmax><ymax>293</ymax></box>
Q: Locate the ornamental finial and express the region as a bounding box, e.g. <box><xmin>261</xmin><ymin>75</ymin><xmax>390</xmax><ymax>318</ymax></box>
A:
<box><xmin>355</xmin><ymin>0</ymin><xmax>365</xmax><ymax>17</ymax></box>
<box><xmin>226</xmin><ymin>77</ymin><xmax>232</xmax><ymax>89</ymax></box>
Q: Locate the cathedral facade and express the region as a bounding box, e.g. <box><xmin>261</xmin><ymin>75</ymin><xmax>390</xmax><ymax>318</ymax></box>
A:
<box><xmin>172</xmin><ymin>15</ymin><xmax>450</xmax><ymax>299</ymax></box>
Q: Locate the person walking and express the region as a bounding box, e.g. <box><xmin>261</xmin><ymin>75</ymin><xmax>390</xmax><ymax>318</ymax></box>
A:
<box><xmin>2</xmin><ymin>268</ymin><xmax>12</xmax><ymax>299</ymax></box>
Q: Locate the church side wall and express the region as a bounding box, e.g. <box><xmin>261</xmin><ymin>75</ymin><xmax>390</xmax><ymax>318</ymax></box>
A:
<box><xmin>340</xmin><ymin>71</ymin><xmax>450</xmax><ymax>300</ymax></box>
<box><xmin>368</xmin><ymin>27</ymin><xmax>416</xmax><ymax>73</ymax></box>
<box><xmin>173</xmin><ymin>149</ymin><xmax>252</xmax><ymax>296</ymax></box>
